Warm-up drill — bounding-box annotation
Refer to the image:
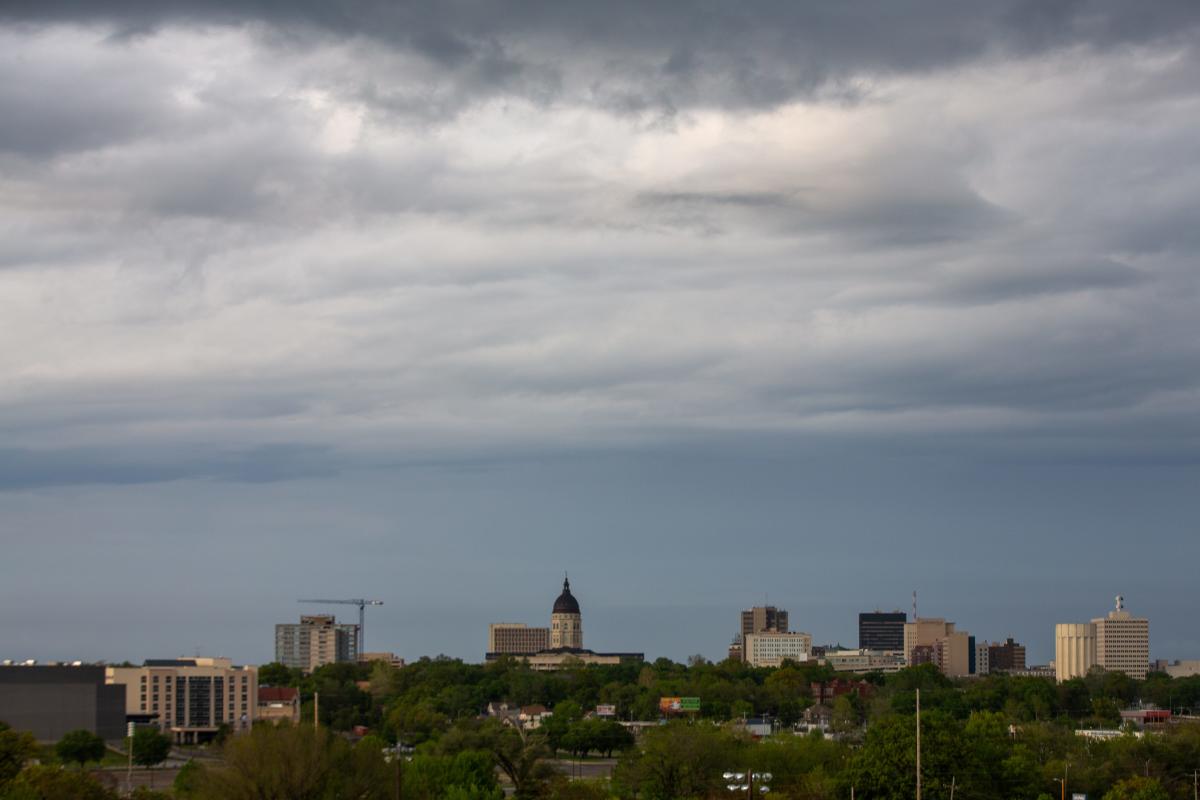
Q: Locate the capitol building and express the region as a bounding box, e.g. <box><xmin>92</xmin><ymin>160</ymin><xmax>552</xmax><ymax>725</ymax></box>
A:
<box><xmin>487</xmin><ymin>576</ymin><xmax>643</xmax><ymax>671</ymax></box>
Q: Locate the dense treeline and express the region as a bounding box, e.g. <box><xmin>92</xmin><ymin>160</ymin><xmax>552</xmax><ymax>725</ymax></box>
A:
<box><xmin>260</xmin><ymin>655</ymin><xmax>1200</xmax><ymax>735</ymax></box>
<box><xmin>5</xmin><ymin>657</ymin><xmax>1200</xmax><ymax>799</ymax></box>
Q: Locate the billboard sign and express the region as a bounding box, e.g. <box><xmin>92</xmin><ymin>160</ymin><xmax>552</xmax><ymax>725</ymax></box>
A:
<box><xmin>660</xmin><ymin>697</ymin><xmax>701</xmax><ymax>713</ymax></box>
<box><xmin>596</xmin><ymin>704</ymin><xmax>616</xmax><ymax>717</ymax></box>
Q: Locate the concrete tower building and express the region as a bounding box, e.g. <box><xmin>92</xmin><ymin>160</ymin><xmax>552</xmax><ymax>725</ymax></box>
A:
<box><xmin>1055</xmin><ymin>623</ymin><xmax>1097</xmax><ymax>682</ymax></box>
<box><xmin>550</xmin><ymin>576</ymin><xmax>583</xmax><ymax>649</ymax></box>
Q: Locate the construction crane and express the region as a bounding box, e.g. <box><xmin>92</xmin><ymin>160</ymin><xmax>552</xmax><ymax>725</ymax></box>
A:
<box><xmin>297</xmin><ymin>598</ymin><xmax>383</xmax><ymax>655</ymax></box>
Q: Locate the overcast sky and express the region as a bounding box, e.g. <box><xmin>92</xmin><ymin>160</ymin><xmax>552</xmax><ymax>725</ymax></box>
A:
<box><xmin>2</xmin><ymin>2</ymin><xmax>1199</xmax><ymax>668</ymax></box>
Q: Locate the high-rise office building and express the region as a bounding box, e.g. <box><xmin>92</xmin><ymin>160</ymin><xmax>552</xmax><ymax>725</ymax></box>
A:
<box><xmin>489</xmin><ymin>623</ymin><xmax>551</xmax><ymax>655</ymax></box>
<box><xmin>1055</xmin><ymin>595</ymin><xmax>1149</xmax><ymax>682</ymax></box>
<box><xmin>275</xmin><ymin>615</ymin><xmax>358</xmax><ymax>672</ymax></box>
<box><xmin>859</xmin><ymin>611</ymin><xmax>906</xmax><ymax>651</ymax></box>
<box><xmin>1094</xmin><ymin>596</ymin><xmax>1149</xmax><ymax>680</ymax></box>
<box><xmin>742</xmin><ymin>606</ymin><xmax>789</xmax><ymax>640</ymax></box>
<box><xmin>988</xmin><ymin>638</ymin><xmax>1027</xmax><ymax>672</ymax></box>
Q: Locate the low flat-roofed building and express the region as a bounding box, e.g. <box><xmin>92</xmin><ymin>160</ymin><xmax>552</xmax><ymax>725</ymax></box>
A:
<box><xmin>256</xmin><ymin>686</ymin><xmax>300</xmax><ymax>725</ymax></box>
<box><xmin>359</xmin><ymin>652</ymin><xmax>406</xmax><ymax>669</ymax></box>
<box><xmin>106</xmin><ymin>657</ymin><xmax>257</xmax><ymax>744</ymax></box>
<box><xmin>0</xmin><ymin>665</ymin><xmax>126</xmax><ymax>742</ymax></box>
<box><xmin>1157</xmin><ymin>660</ymin><xmax>1200</xmax><ymax>679</ymax></box>
<box><xmin>822</xmin><ymin>649</ymin><xmax>906</xmax><ymax>674</ymax></box>
<box><xmin>510</xmin><ymin>648</ymin><xmax>644</xmax><ymax>672</ymax></box>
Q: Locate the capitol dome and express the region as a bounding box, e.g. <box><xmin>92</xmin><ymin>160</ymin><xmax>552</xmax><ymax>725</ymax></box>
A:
<box><xmin>552</xmin><ymin>576</ymin><xmax>580</xmax><ymax>615</ymax></box>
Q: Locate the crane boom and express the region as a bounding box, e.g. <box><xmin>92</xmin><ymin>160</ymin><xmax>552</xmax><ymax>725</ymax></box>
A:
<box><xmin>298</xmin><ymin>598</ymin><xmax>384</xmax><ymax>655</ymax></box>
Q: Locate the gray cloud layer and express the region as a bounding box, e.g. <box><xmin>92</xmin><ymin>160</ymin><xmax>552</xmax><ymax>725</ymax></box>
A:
<box><xmin>1</xmin><ymin>3</ymin><xmax>1198</xmax><ymax>663</ymax></box>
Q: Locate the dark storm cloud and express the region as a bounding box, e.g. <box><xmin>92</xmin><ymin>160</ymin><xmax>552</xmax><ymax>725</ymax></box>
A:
<box><xmin>2</xmin><ymin>2</ymin><xmax>1200</xmax><ymax>667</ymax></box>
<box><xmin>4</xmin><ymin>1</ymin><xmax>1200</xmax><ymax>117</ymax></box>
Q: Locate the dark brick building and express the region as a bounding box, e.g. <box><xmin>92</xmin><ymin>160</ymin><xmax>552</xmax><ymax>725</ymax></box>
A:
<box><xmin>0</xmin><ymin>666</ymin><xmax>126</xmax><ymax>742</ymax></box>
<box><xmin>988</xmin><ymin>638</ymin><xmax>1027</xmax><ymax>672</ymax></box>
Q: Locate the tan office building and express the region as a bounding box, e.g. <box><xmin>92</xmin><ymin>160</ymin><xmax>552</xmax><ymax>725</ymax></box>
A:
<box><xmin>489</xmin><ymin>624</ymin><xmax>551</xmax><ymax>655</ymax></box>
<box><xmin>904</xmin><ymin>618</ymin><xmax>971</xmax><ymax>677</ymax></box>
<box><xmin>1055</xmin><ymin>623</ymin><xmax>1097</xmax><ymax>682</ymax></box>
<box><xmin>742</xmin><ymin>606</ymin><xmax>789</xmax><ymax>639</ymax></box>
<box><xmin>743</xmin><ymin>632</ymin><xmax>813</xmax><ymax>668</ymax></box>
<box><xmin>106</xmin><ymin>658</ymin><xmax>257</xmax><ymax>743</ymax></box>
<box><xmin>1094</xmin><ymin>596</ymin><xmax>1149</xmax><ymax>680</ymax></box>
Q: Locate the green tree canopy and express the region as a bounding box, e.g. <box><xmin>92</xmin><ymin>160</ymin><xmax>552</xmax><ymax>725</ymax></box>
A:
<box><xmin>131</xmin><ymin>728</ymin><xmax>171</xmax><ymax>769</ymax></box>
<box><xmin>53</xmin><ymin>730</ymin><xmax>106</xmax><ymax>770</ymax></box>
<box><xmin>0</xmin><ymin>722</ymin><xmax>39</xmax><ymax>789</ymax></box>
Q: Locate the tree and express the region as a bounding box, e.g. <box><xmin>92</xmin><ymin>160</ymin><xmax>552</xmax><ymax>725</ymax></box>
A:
<box><xmin>613</xmin><ymin>721</ymin><xmax>742</xmax><ymax>800</ymax></box>
<box><xmin>0</xmin><ymin>722</ymin><xmax>39</xmax><ymax>789</ymax></box>
<box><xmin>131</xmin><ymin>728</ymin><xmax>172</xmax><ymax>787</ymax></box>
<box><xmin>0</xmin><ymin>764</ymin><xmax>118</xmax><ymax>800</ymax></box>
<box><xmin>439</xmin><ymin>719</ymin><xmax>555</xmax><ymax>800</ymax></box>
<box><xmin>54</xmin><ymin>730</ymin><xmax>106</xmax><ymax>770</ymax></box>
<box><xmin>1102</xmin><ymin>776</ymin><xmax>1170</xmax><ymax>800</ymax></box>
<box><xmin>191</xmin><ymin>722</ymin><xmax>390</xmax><ymax>800</ymax></box>
<box><xmin>257</xmin><ymin>662</ymin><xmax>299</xmax><ymax>688</ymax></box>
<box><xmin>172</xmin><ymin>760</ymin><xmax>207</xmax><ymax>799</ymax></box>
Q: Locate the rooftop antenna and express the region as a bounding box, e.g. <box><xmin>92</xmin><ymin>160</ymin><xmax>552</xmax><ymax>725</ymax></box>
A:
<box><xmin>912</xmin><ymin>590</ymin><xmax>918</xmax><ymax>621</ymax></box>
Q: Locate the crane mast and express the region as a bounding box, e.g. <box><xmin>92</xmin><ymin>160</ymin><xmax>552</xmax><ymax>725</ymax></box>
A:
<box><xmin>297</xmin><ymin>598</ymin><xmax>384</xmax><ymax>655</ymax></box>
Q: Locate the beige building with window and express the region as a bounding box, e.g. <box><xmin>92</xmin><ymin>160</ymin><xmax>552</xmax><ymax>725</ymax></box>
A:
<box><xmin>743</xmin><ymin>631</ymin><xmax>813</xmax><ymax>667</ymax></box>
<box><xmin>903</xmin><ymin>618</ymin><xmax>971</xmax><ymax>677</ymax></box>
<box><xmin>1055</xmin><ymin>596</ymin><xmax>1149</xmax><ymax>682</ymax></box>
<box><xmin>489</xmin><ymin>624</ymin><xmax>551</xmax><ymax>655</ymax></box>
<box><xmin>106</xmin><ymin>657</ymin><xmax>257</xmax><ymax>743</ymax></box>
<box><xmin>1095</xmin><ymin>596</ymin><xmax>1149</xmax><ymax>680</ymax></box>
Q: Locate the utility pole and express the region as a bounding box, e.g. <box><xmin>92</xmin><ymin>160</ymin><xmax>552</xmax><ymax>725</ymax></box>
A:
<box><xmin>314</xmin><ymin>691</ymin><xmax>320</xmax><ymax>727</ymax></box>
<box><xmin>950</xmin><ymin>776</ymin><xmax>956</xmax><ymax>800</ymax></box>
<box><xmin>126</xmin><ymin>722</ymin><xmax>134</xmax><ymax>798</ymax></box>
<box><xmin>916</xmin><ymin>688</ymin><xmax>921</xmax><ymax>800</ymax></box>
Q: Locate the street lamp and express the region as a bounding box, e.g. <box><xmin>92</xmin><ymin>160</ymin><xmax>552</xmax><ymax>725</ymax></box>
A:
<box><xmin>723</xmin><ymin>771</ymin><xmax>772</xmax><ymax>795</ymax></box>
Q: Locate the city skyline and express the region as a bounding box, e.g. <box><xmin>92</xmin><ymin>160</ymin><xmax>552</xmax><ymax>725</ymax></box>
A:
<box><xmin>0</xmin><ymin>580</ymin><xmax>1180</xmax><ymax>671</ymax></box>
<box><xmin>2</xmin><ymin>2</ymin><xmax>1199</xmax><ymax>670</ymax></box>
